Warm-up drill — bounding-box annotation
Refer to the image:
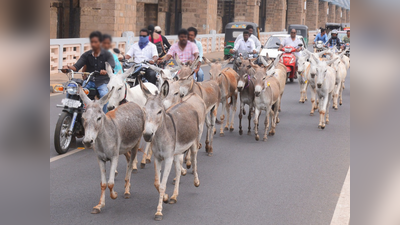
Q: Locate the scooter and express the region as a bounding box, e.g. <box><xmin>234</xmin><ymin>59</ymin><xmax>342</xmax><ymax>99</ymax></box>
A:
<box><xmin>53</xmin><ymin>69</ymin><xmax>99</xmax><ymax>154</ymax></box>
<box><xmin>276</xmin><ymin>43</ymin><xmax>303</xmax><ymax>83</ymax></box>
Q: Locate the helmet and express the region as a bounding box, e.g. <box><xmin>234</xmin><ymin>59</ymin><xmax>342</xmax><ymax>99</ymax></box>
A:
<box><xmin>331</xmin><ymin>29</ymin><xmax>338</xmax><ymax>34</ymax></box>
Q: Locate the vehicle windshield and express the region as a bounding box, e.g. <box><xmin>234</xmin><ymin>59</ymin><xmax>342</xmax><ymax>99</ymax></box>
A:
<box><xmin>264</xmin><ymin>36</ymin><xmax>286</xmax><ymax>49</ymax></box>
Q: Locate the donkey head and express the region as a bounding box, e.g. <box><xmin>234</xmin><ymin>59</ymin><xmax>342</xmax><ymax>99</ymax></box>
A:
<box><xmin>160</xmin><ymin>79</ymin><xmax>182</xmax><ymax>109</ymax></box>
<box><xmin>311</xmin><ymin>55</ymin><xmax>337</xmax><ymax>88</ymax></box>
<box><xmin>178</xmin><ymin>75</ymin><xmax>195</xmax><ymax>98</ymax></box>
<box><xmin>79</xmin><ymin>85</ymin><xmax>114</xmax><ymax>148</ymax></box>
<box><xmin>253</xmin><ymin>67</ymin><xmax>268</xmax><ymax>97</ymax></box>
<box><xmin>138</xmin><ymin>77</ymin><xmax>162</xmax><ymax>142</ymax></box>
<box><xmin>237</xmin><ymin>65</ymin><xmax>253</xmax><ymax>92</ymax></box>
<box><xmin>205</xmin><ymin>57</ymin><xmax>231</xmax><ymax>80</ymax></box>
<box><xmin>106</xmin><ymin>62</ymin><xmax>135</xmax><ymax>111</ymax></box>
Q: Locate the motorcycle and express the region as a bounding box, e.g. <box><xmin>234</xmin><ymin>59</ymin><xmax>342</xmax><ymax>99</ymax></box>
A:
<box><xmin>224</xmin><ymin>45</ymin><xmax>256</xmax><ymax>71</ymax></box>
<box><xmin>121</xmin><ymin>59</ymin><xmax>150</xmax><ymax>87</ymax></box>
<box><xmin>314</xmin><ymin>40</ymin><xmax>325</xmax><ymax>53</ymax></box>
<box><xmin>53</xmin><ymin>69</ymin><xmax>99</xmax><ymax>154</ymax></box>
<box><xmin>276</xmin><ymin>43</ymin><xmax>303</xmax><ymax>83</ymax></box>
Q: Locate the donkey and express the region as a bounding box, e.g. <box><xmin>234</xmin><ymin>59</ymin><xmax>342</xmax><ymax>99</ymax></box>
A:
<box><xmin>78</xmin><ymin>86</ymin><xmax>145</xmax><ymax>214</ymax></box>
<box><xmin>139</xmin><ymin>80</ymin><xmax>206</xmax><ymax>221</ymax></box>
<box><xmin>296</xmin><ymin>52</ymin><xmax>311</xmax><ymax>103</ymax></box>
<box><xmin>207</xmin><ymin>58</ymin><xmax>239</xmax><ymax>136</ymax></box>
<box><xmin>236</xmin><ymin>64</ymin><xmax>256</xmax><ymax>135</ymax></box>
<box><xmin>105</xmin><ymin>63</ymin><xmax>158</xmax><ymax>169</ymax></box>
<box><xmin>260</xmin><ymin>54</ymin><xmax>286</xmax><ymax>113</ymax></box>
<box><xmin>253</xmin><ymin>67</ymin><xmax>281</xmax><ymax>141</ymax></box>
<box><xmin>330</xmin><ymin>51</ymin><xmax>348</xmax><ymax>109</ymax></box>
<box><xmin>178</xmin><ymin>62</ymin><xmax>221</xmax><ymax>156</ymax></box>
<box><xmin>310</xmin><ymin>55</ymin><xmax>338</xmax><ymax>129</ymax></box>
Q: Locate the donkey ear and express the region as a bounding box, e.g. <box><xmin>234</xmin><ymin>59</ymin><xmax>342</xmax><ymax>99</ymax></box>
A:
<box><xmin>105</xmin><ymin>62</ymin><xmax>114</xmax><ymax>77</ymax></box>
<box><xmin>311</xmin><ymin>54</ymin><xmax>319</xmax><ymax>64</ymax></box>
<box><xmin>203</xmin><ymin>57</ymin><xmax>212</xmax><ymax>66</ymax></box>
<box><xmin>267</xmin><ymin>66</ymin><xmax>276</xmax><ymax>76</ymax></box>
<box><xmin>121</xmin><ymin>64</ymin><xmax>135</xmax><ymax>79</ymax></box>
<box><xmin>160</xmin><ymin>80</ymin><xmax>169</xmax><ymax>99</ymax></box>
<box><xmin>138</xmin><ymin>76</ymin><xmax>153</xmax><ymax>99</ymax></box>
<box><xmin>220</xmin><ymin>58</ymin><xmax>231</xmax><ymax>68</ymax></box>
<box><xmin>326</xmin><ymin>58</ymin><xmax>338</xmax><ymax>66</ymax></box>
<box><xmin>274</xmin><ymin>56</ymin><xmax>280</xmax><ymax>67</ymax></box>
<box><xmin>175</xmin><ymin>53</ymin><xmax>183</xmax><ymax>67</ymax></box>
<box><xmin>98</xmin><ymin>87</ymin><xmax>114</xmax><ymax>107</ymax></box>
<box><xmin>78</xmin><ymin>85</ymin><xmax>92</xmax><ymax>106</ymax></box>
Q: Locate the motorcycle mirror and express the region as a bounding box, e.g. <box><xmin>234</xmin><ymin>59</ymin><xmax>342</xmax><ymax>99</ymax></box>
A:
<box><xmin>113</xmin><ymin>48</ymin><xmax>120</xmax><ymax>54</ymax></box>
<box><xmin>225</xmin><ymin>45</ymin><xmax>233</xmax><ymax>49</ymax></box>
<box><xmin>276</xmin><ymin>42</ymin><xmax>281</xmax><ymax>46</ymax></box>
<box><xmin>298</xmin><ymin>44</ymin><xmax>303</xmax><ymax>47</ymax></box>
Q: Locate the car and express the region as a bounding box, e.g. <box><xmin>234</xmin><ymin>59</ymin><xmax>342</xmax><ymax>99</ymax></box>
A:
<box><xmin>259</xmin><ymin>34</ymin><xmax>306</xmax><ymax>59</ymax></box>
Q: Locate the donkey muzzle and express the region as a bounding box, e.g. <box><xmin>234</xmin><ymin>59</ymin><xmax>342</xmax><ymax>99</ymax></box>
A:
<box><xmin>255</xmin><ymin>91</ymin><xmax>260</xmax><ymax>97</ymax></box>
<box><xmin>82</xmin><ymin>139</ymin><xmax>94</xmax><ymax>149</ymax></box>
<box><xmin>143</xmin><ymin>132</ymin><xmax>154</xmax><ymax>142</ymax></box>
<box><xmin>311</xmin><ymin>74</ymin><xmax>315</xmax><ymax>78</ymax></box>
<box><xmin>317</xmin><ymin>83</ymin><xmax>322</xmax><ymax>88</ymax></box>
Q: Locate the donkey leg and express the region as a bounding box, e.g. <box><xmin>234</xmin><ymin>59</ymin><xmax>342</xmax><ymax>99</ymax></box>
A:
<box><xmin>146</xmin><ymin>148</ymin><xmax>153</xmax><ymax>164</ymax></box>
<box><xmin>339</xmin><ymin>81</ymin><xmax>344</xmax><ymax>105</ymax></box>
<box><xmin>263</xmin><ymin>108</ymin><xmax>270</xmax><ymax>141</ymax></box>
<box><xmin>91</xmin><ymin>159</ymin><xmax>107</xmax><ymax>214</ymax></box>
<box><xmin>310</xmin><ymin>87</ymin><xmax>316</xmax><ymax>115</ymax></box>
<box><xmin>141</xmin><ymin>142</ymin><xmax>151</xmax><ymax>168</ymax></box>
<box><xmin>326</xmin><ymin>93</ymin><xmax>332</xmax><ymax>125</ymax></box>
<box><xmin>190</xmin><ymin>144</ymin><xmax>200</xmax><ymax>187</ymax></box>
<box><xmin>247</xmin><ymin>105</ymin><xmax>252</xmax><ymax>135</ymax></box>
<box><xmin>319</xmin><ymin>96</ymin><xmax>329</xmax><ymax>129</ymax></box>
<box><xmin>132</xmin><ymin>152</ymin><xmax>138</xmax><ymax>173</ymax></box>
<box><xmin>108</xmin><ymin>156</ymin><xmax>120</xmax><ymax>200</ymax></box>
<box><xmin>154</xmin><ymin>157</ymin><xmax>174</xmax><ymax>221</ymax></box>
<box><xmin>225</xmin><ymin>99</ymin><xmax>230</xmax><ymax>131</ymax></box>
<box><xmin>270</xmin><ymin>102</ymin><xmax>279</xmax><ymax>136</ymax></box>
<box><xmin>185</xmin><ymin>150</ymin><xmax>192</xmax><ymax>169</ymax></box>
<box><xmin>170</xmin><ymin>155</ymin><xmax>182</xmax><ymax>204</ymax></box>
<box><xmin>205</xmin><ymin>114</ymin><xmax>211</xmax><ymax>152</ymax></box>
<box><xmin>207</xmin><ymin>108</ymin><xmax>217</xmax><ymax>156</ymax></box>
<box><xmin>124</xmin><ymin>143</ymin><xmax>139</xmax><ymax>199</ymax></box>
<box><xmin>239</xmin><ymin>102</ymin><xmax>244</xmax><ymax>135</ymax></box>
<box><xmin>230</xmin><ymin>95</ymin><xmax>237</xmax><ymax>131</ymax></box>
<box><xmin>254</xmin><ymin>108</ymin><xmax>260</xmax><ymax>141</ymax></box>
<box><xmin>219</xmin><ymin>99</ymin><xmax>226</xmax><ymax>136</ymax></box>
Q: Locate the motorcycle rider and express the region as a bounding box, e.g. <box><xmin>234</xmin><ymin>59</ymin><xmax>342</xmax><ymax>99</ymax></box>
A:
<box><xmin>234</xmin><ymin>25</ymin><xmax>261</xmax><ymax>56</ymax></box>
<box><xmin>326</xmin><ymin>29</ymin><xmax>344</xmax><ymax>50</ymax></box>
<box><xmin>313</xmin><ymin>28</ymin><xmax>328</xmax><ymax>45</ymax></box>
<box><xmin>230</xmin><ymin>30</ymin><xmax>256</xmax><ymax>71</ymax></box>
<box><xmin>342</xmin><ymin>30</ymin><xmax>350</xmax><ymax>43</ymax></box>
<box><xmin>102</xmin><ymin>34</ymin><xmax>123</xmax><ymax>74</ymax></box>
<box><xmin>154</xmin><ymin>26</ymin><xmax>171</xmax><ymax>56</ymax></box>
<box><xmin>63</xmin><ymin>31</ymin><xmax>115</xmax><ymax>113</ymax></box>
<box><xmin>125</xmin><ymin>28</ymin><xmax>159</xmax><ymax>85</ymax></box>
<box><xmin>187</xmin><ymin>27</ymin><xmax>204</xmax><ymax>82</ymax></box>
<box><xmin>279</xmin><ymin>28</ymin><xmax>303</xmax><ymax>66</ymax></box>
<box><xmin>160</xmin><ymin>28</ymin><xmax>199</xmax><ymax>72</ymax></box>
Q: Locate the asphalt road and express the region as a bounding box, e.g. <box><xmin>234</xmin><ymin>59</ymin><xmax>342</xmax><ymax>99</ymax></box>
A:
<box><xmin>50</xmin><ymin>57</ymin><xmax>350</xmax><ymax>224</ymax></box>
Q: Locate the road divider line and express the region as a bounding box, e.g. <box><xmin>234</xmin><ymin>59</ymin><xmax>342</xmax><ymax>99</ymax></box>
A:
<box><xmin>50</xmin><ymin>148</ymin><xmax>86</xmax><ymax>163</ymax></box>
<box><xmin>330</xmin><ymin>167</ymin><xmax>350</xmax><ymax>225</ymax></box>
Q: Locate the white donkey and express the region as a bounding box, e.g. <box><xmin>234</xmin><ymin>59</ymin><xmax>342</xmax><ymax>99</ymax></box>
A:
<box><xmin>78</xmin><ymin>86</ymin><xmax>145</xmax><ymax>214</ymax></box>
<box><xmin>105</xmin><ymin>63</ymin><xmax>158</xmax><ymax>170</ymax></box>
<box><xmin>310</xmin><ymin>55</ymin><xmax>338</xmax><ymax>129</ymax></box>
<box><xmin>296</xmin><ymin>52</ymin><xmax>311</xmax><ymax>103</ymax></box>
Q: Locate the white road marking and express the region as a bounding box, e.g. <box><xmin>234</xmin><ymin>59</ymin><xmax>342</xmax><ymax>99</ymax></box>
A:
<box><xmin>50</xmin><ymin>148</ymin><xmax>86</xmax><ymax>163</ymax></box>
<box><xmin>330</xmin><ymin>167</ymin><xmax>350</xmax><ymax>225</ymax></box>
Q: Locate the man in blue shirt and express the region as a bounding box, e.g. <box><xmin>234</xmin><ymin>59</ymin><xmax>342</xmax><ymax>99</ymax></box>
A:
<box><xmin>313</xmin><ymin>28</ymin><xmax>328</xmax><ymax>45</ymax></box>
<box><xmin>188</xmin><ymin>27</ymin><xmax>204</xmax><ymax>82</ymax></box>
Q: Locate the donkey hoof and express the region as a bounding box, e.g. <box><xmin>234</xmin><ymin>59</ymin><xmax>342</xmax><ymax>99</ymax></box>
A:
<box><xmin>318</xmin><ymin>125</ymin><xmax>321</xmax><ymax>129</ymax></box>
<box><xmin>163</xmin><ymin>194</ymin><xmax>169</xmax><ymax>203</ymax></box>
<box><xmin>91</xmin><ymin>208</ymin><xmax>101</xmax><ymax>214</ymax></box>
<box><xmin>198</xmin><ymin>143</ymin><xmax>202</xmax><ymax>149</ymax></box>
<box><xmin>305</xmin><ymin>98</ymin><xmax>308</xmax><ymax>101</ymax></box>
<box><xmin>169</xmin><ymin>198</ymin><xmax>177</xmax><ymax>204</ymax></box>
<box><xmin>239</xmin><ymin>130</ymin><xmax>243</xmax><ymax>135</ymax></box>
<box><xmin>132</xmin><ymin>169</ymin><xmax>138</xmax><ymax>174</ymax></box>
<box><xmin>115</xmin><ymin>170</ymin><xmax>118</xmax><ymax>177</ymax></box>
<box><xmin>224</xmin><ymin>127</ymin><xmax>229</xmax><ymax>131</ymax></box>
<box><xmin>278</xmin><ymin>109</ymin><xmax>281</xmax><ymax>112</ymax></box>
<box><xmin>321</xmin><ymin>125</ymin><xmax>325</xmax><ymax>130</ymax></box>
<box><xmin>154</xmin><ymin>214</ymin><xmax>163</xmax><ymax>221</ymax></box>
<box><xmin>326</xmin><ymin>120</ymin><xmax>329</xmax><ymax>124</ymax></box>
<box><xmin>310</xmin><ymin>113</ymin><xmax>314</xmax><ymax>116</ymax></box>
<box><xmin>302</xmin><ymin>101</ymin><xmax>305</xmax><ymax>104</ymax></box>
<box><xmin>181</xmin><ymin>169</ymin><xmax>187</xmax><ymax>176</ymax></box>
<box><xmin>334</xmin><ymin>107</ymin><xmax>338</xmax><ymax>110</ymax></box>
<box><xmin>230</xmin><ymin>127</ymin><xmax>234</xmax><ymax>132</ymax></box>
<box><xmin>207</xmin><ymin>152</ymin><xmax>213</xmax><ymax>157</ymax></box>
<box><xmin>124</xmin><ymin>193</ymin><xmax>131</xmax><ymax>199</ymax></box>
<box><xmin>172</xmin><ymin>179</ymin><xmax>175</xmax><ymax>185</ymax></box>
<box><xmin>146</xmin><ymin>159</ymin><xmax>151</xmax><ymax>164</ymax></box>
<box><xmin>247</xmin><ymin>131</ymin><xmax>251</xmax><ymax>135</ymax></box>
<box><xmin>140</xmin><ymin>163</ymin><xmax>146</xmax><ymax>169</ymax></box>
<box><xmin>339</xmin><ymin>103</ymin><xmax>342</xmax><ymax>105</ymax></box>
<box><xmin>255</xmin><ymin>135</ymin><xmax>259</xmax><ymax>141</ymax></box>
<box><xmin>186</xmin><ymin>163</ymin><xmax>191</xmax><ymax>169</ymax></box>
<box><xmin>194</xmin><ymin>180</ymin><xmax>200</xmax><ymax>187</ymax></box>
<box><xmin>263</xmin><ymin>137</ymin><xmax>268</xmax><ymax>142</ymax></box>
<box><xmin>110</xmin><ymin>192</ymin><xmax>118</xmax><ymax>200</ymax></box>
<box><xmin>219</xmin><ymin>133</ymin><xmax>224</xmax><ymax>137</ymax></box>
<box><xmin>269</xmin><ymin>132</ymin><xmax>275</xmax><ymax>136</ymax></box>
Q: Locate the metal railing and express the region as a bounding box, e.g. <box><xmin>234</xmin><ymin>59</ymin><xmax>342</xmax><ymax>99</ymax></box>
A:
<box><xmin>50</xmin><ymin>30</ymin><xmax>318</xmax><ymax>74</ymax></box>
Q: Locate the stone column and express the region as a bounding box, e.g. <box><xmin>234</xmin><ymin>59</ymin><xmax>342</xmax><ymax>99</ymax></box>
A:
<box><xmin>158</xmin><ymin>0</ymin><xmax>169</xmax><ymax>34</ymax></box>
<box><xmin>305</xmin><ymin>0</ymin><xmax>318</xmax><ymax>30</ymax></box>
<box><xmin>265</xmin><ymin>0</ymin><xmax>286</xmax><ymax>32</ymax></box>
<box><xmin>335</xmin><ymin>5</ymin><xmax>341</xmax><ymax>23</ymax></box>
<box><xmin>181</xmin><ymin>0</ymin><xmax>217</xmax><ymax>34</ymax></box>
<box><xmin>346</xmin><ymin>9</ymin><xmax>350</xmax><ymax>23</ymax></box>
<box><xmin>327</xmin><ymin>3</ymin><xmax>335</xmax><ymax>22</ymax></box>
<box><xmin>50</xmin><ymin>0</ymin><xmax>62</xmax><ymax>39</ymax></box>
<box><xmin>341</xmin><ymin>8</ymin><xmax>346</xmax><ymax>23</ymax></box>
<box><xmin>318</xmin><ymin>0</ymin><xmax>328</xmax><ymax>29</ymax></box>
<box><xmin>287</xmin><ymin>0</ymin><xmax>306</xmax><ymax>26</ymax></box>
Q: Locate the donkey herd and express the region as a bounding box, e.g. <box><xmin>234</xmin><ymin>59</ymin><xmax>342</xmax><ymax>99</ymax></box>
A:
<box><xmin>78</xmin><ymin>47</ymin><xmax>349</xmax><ymax>220</ymax></box>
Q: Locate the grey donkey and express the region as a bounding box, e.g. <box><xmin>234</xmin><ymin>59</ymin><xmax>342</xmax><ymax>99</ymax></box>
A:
<box><xmin>139</xmin><ymin>79</ymin><xmax>206</xmax><ymax>221</ymax></box>
<box><xmin>78</xmin><ymin>86</ymin><xmax>145</xmax><ymax>214</ymax></box>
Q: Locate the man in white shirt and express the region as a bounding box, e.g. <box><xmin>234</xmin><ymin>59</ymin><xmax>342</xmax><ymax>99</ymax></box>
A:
<box><xmin>279</xmin><ymin>28</ymin><xmax>303</xmax><ymax>59</ymax></box>
<box><xmin>230</xmin><ymin>30</ymin><xmax>256</xmax><ymax>70</ymax></box>
<box><xmin>125</xmin><ymin>28</ymin><xmax>159</xmax><ymax>84</ymax></box>
<box><xmin>234</xmin><ymin>25</ymin><xmax>261</xmax><ymax>52</ymax></box>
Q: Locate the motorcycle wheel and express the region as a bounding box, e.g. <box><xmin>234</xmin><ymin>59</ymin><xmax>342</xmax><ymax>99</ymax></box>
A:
<box><xmin>54</xmin><ymin>112</ymin><xmax>76</xmax><ymax>155</ymax></box>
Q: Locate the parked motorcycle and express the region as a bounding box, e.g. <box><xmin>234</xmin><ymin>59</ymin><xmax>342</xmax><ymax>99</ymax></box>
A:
<box><xmin>53</xmin><ymin>69</ymin><xmax>98</xmax><ymax>154</ymax></box>
<box><xmin>276</xmin><ymin>43</ymin><xmax>303</xmax><ymax>83</ymax></box>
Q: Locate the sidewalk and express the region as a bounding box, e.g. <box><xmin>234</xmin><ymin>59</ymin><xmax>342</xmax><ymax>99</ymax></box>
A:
<box><xmin>50</xmin><ymin>51</ymin><xmax>224</xmax><ymax>93</ymax></box>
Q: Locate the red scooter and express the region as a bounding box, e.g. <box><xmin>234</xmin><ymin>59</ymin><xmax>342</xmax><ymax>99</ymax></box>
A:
<box><xmin>276</xmin><ymin>43</ymin><xmax>303</xmax><ymax>83</ymax></box>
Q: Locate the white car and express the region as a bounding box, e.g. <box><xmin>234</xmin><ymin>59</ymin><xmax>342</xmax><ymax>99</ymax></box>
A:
<box><xmin>260</xmin><ymin>34</ymin><xmax>306</xmax><ymax>59</ymax></box>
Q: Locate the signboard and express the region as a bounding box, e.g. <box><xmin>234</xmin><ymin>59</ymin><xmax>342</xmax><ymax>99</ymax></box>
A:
<box><xmin>231</xmin><ymin>24</ymin><xmax>247</xmax><ymax>28</ymax></box>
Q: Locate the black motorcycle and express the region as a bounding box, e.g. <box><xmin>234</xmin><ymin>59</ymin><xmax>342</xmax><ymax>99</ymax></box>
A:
<box><xmin>53</xmin><ymin>69</ymin><xmax>98</xmax><ymax>154</ymax></box>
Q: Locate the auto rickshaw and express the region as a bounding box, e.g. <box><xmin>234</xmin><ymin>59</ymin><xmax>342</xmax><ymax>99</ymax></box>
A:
<box><xmin>287</xmin><ymin>24</ymin><xmax>309</xmax><ymax>44</ymax></box>
<box><xmin>341</xmin><ymin>23</ymin><xmax>350</xmax><ymax>31</ymax></box>
<box><xmin>223</xmin><ymin>22</ymin><xmax>259</xmax><ymax>60</ymax></box>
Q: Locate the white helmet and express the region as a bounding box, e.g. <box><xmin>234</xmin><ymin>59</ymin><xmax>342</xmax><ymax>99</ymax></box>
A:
<box><xmin>331</xmin><ymin>29</ymin><xmax>338</xmax><ymax>34</ymax></box>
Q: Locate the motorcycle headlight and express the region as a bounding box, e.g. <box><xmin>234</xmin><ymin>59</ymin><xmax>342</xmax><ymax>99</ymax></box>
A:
<box><xmin>66</xmin><ymin>82</ymin><xmax>78</xmax><ymax>95</ymax></box>
<box><xmin>284</xmin><ymin>48</ymin><xmax>291</xmax><ymax>53</ymax></box>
